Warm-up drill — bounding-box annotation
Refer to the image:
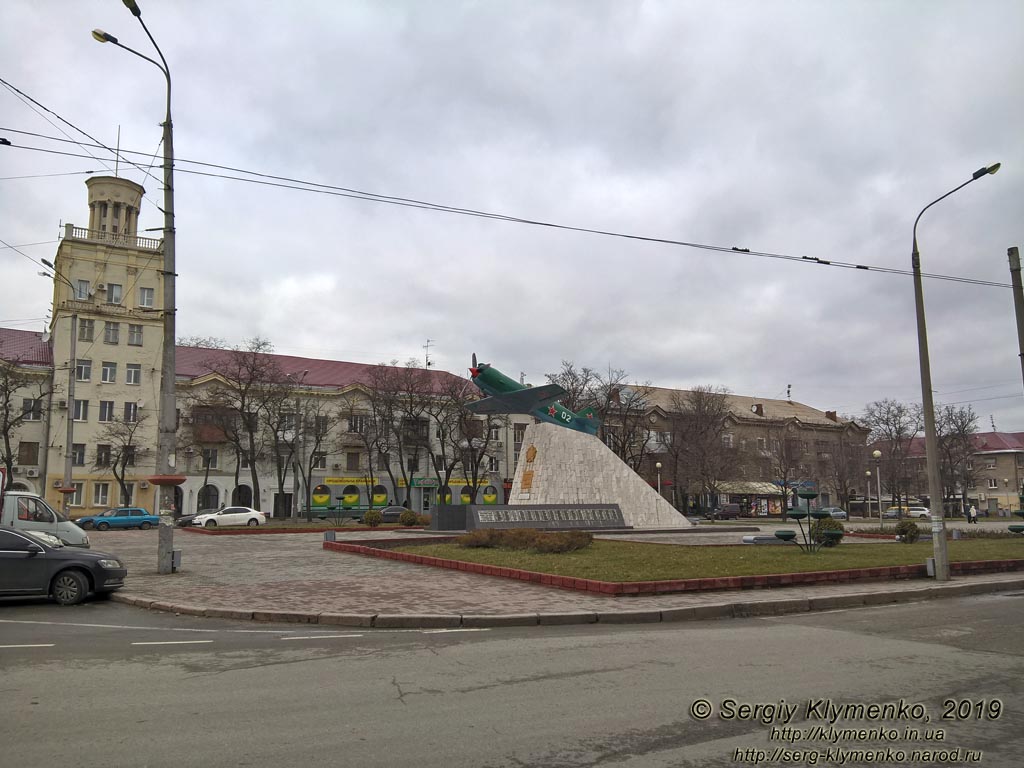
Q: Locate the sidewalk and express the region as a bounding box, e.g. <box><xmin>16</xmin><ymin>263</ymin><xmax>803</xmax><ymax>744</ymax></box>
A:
<box><xmin>96</xmin><ymin>528</ymin><xmax>1024</xmax><ymax>628</ymax></box>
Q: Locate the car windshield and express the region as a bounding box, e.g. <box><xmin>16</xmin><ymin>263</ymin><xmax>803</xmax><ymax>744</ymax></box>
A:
<box><xmin>22</xmin><ymin>529</ymin><xmax>64</xmax><ymax>548</ymax></box>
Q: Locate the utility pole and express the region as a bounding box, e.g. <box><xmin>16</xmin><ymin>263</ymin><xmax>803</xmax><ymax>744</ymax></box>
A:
<box><xmin>1008</xmin><ymin>246</ymin><xmax>1024</xmax><ymax>394</ymax></box>
<box><xmin>424</xmin><ymin>339</ymin><xmax>435</xmax><ymax>368</ymax></box>
<box><xmin>62</xmin><ymin>313</ymin><xmax>78</xmax><ymax>515</ymax></box>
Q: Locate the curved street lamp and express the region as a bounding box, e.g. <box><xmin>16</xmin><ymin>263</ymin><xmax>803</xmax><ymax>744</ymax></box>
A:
<box><xmin>912</xmin><ymin>163</ymin><xmax>1000</xmax><ymax>581</ymax></box>
<box><xmin>94</xmin><ymin>1</ymin><xmax>181</xmax><ymax>575</ymax></box>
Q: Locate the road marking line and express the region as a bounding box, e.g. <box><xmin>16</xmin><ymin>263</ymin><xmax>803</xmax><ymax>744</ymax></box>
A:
<box><xmin>0</xmin><ymin>619</ymin><xmax>293</xmax><ymax>635</ymax></box>
<box><xmin>420</xmin><ymin>628</ymin><xmax>490</xmax><ymax>634</ymax></box>
<box><xmin>130</xmin><ymin>640</ymin><xmax>215</xmax><ymax>646</ymax></box>
<box><xmin>0</xmin><ymin>644</ymin><xmax>56</xmax><ymax>649</ymax></box>
<box><xmin>280</xmin><ymin>634</ymin><xmax>364</xmax><ymax>641</ymax></box>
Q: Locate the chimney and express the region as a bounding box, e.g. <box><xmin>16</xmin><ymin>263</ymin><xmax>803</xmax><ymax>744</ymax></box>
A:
<box><xmin>825</xmin><ymin>411</ymin><xmax>838</xmax><ymax>422</ymax></box>
<box><xmin>750</xmin><ymin>404</ymin><xmax>764</xmax><ymax>417</ymax></box>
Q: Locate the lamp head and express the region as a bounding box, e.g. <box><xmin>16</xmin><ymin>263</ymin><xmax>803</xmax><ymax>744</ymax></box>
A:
<box><xmin>872</xmin><ymin>449</ymin><xmax>882</xmax><ymax>460</ymax></box>
<box><xmin>92</xmin><ymin>29</ymin><xmax>117</xmax><ymax>44</ymax></box>
<box><xmin>41</xmin><ymin>258</ymin><xmax>55</xmax><ymax>269</ymax></box>
<box><xmin>972</xmin><ymin>162</ymin><xmax>1001</xmax><ymax>180</ymax></box>
<box><xmin>122</xmin><ymin>0</ymin><xmax>142</xmax><ymax>17</ymax></box>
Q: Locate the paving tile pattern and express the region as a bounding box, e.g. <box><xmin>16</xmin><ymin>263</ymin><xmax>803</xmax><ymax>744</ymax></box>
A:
<box><xmin>89</xmin><ymin>527</ymin><xmax>1024</xmax><ymax>618</ymax></box>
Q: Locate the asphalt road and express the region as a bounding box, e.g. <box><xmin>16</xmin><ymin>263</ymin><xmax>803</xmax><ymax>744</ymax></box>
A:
<box><xmin>3</xmin><ymin>592</ymin><xmax>1023</xmax><ymax>767</ymax></box>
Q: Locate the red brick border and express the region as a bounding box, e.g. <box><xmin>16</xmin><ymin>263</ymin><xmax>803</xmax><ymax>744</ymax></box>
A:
<box><xmin>183</xmin><ymin>525</ymin><xmax>423</xmax><ymax>535</ymax></box>
<box><xmin>323</xmin><ymin>539</ymin><xmax>1024</xmax><ymax>595</ymax></box>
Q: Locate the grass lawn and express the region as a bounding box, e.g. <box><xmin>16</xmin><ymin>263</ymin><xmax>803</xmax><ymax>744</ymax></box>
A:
<box><xmin>393</xmin><ymin>538</ymin><xmax>1024</xmax><ymax>582</ymax></box>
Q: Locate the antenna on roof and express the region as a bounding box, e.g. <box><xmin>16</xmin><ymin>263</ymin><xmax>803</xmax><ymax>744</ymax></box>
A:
<box><xmin>991</xmin><ymin>415</ymin><xmax>997</xmax><ymax>432</ymax></box>
<box><xmin>787</xmin><ymin>384</ymin><xmax>792</xmax><ymax>401</ymax></box>
<box><xmin>423</xmin><ymin>339</ymin><xmax>435</xmax><ymax>368</ymax></box>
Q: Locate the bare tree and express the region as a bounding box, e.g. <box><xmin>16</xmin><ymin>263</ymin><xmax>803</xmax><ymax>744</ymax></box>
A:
<box><xmin>183</xmin><ymin>337</ymin><xmax>286</xmax><ymax>511</ymax></box>
<box><xmin>544</xmin><ymin>361</ymin><xmax>598</xmax><ymax>413</ymax></box>
<box><xmin>667</xmin><ymin>386</ymin><xmax>739</xmax><ymax>512</ymax></box>
<box><xmin>819</xmin><ymin>428</ymin><xmax>867</xmax><ymax>512</ymax></box>
<box><xmin>95</xmin><ymin>413</ymin><xmax>150</xmax><ymax>506</ymax></box>
<box><xmin>864</xmin><ymin>399</ymin><xmax>923</xmax><ymax>511</ymax></box>
<box><xmin>0</xmin><ymin>356</ymin><xmax>53</xmax><ymax>489</ymax></box>
<box><xmin>296</xmin><ymin>395</ymin><xmax>337</xmax><ymax>520</ymax></box>
<box><xmin>936</xmin><ymin>404</ymin><xmax>979</xmax><ymax>514</ymax></box>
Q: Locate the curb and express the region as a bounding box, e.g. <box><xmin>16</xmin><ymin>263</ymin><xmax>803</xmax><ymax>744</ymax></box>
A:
<box><xmin>110</xmin><ymin>575</ymin><xmax>1024</xmax><ymax>629</ymax></box>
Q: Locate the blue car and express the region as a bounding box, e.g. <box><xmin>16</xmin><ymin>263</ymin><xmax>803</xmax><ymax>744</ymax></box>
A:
<box><xmin>75</xmin><ymin>507</ymin><xmax>161</xmax><ymax>531</ymax></box>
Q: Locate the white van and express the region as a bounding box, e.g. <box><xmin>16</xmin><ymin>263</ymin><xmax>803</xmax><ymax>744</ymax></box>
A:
<box><xmin>0</xmin><ymin>491</ymin><xmax>91</xmax><ymax>548</ymax></box>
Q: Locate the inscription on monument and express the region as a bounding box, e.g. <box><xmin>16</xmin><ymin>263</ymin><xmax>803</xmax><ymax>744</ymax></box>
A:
<box><xmin>466</xmin><ymin>504</ymin><xmax>627</xmax><ymax>530</ymax></box>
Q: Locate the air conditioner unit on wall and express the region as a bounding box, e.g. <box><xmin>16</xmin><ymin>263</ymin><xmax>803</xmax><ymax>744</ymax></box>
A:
<box><xmin>26</xmin><ymin>468</ymin><xmax>39</xmax><ymax>478</ymax></box>
<box><xmin>53</xmin><ymin>480</ymin><xmax>63</xmax><ymax>488</ymax></box>
<box><xmin>96</xmin><ymin>283</ymin><xmax>107</xmax><ymax>292</ymax></box>
<box><xmin>140</xmin><ymin>480</ymin><xmax>150</xmax><ymax>489</ymax></box>
<box><xmin>58</xmin><ymin>399</ymin><xmax>68</xmax><ymax>409</ymax></box>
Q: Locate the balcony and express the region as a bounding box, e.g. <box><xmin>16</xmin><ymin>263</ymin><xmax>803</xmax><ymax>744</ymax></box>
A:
<box><xmin>64</xmin><ymin>224</ymin><xmax>162</xmax><ymax>252</ymax></box>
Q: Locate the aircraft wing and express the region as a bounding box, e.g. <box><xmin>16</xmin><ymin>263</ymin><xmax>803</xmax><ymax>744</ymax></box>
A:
<box><xmin>466</xmin><ymin>383</ymin><xmax>568</xmax><ymax>415</ymax></box>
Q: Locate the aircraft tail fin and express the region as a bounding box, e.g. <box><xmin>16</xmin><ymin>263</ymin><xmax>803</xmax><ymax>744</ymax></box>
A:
<box><xmin>577</xmin><ymin>406</ymin><xmax>598</xmax><ymax>421</ymax></box>
<box><xmin>576</xmin><ymin>406</ymin><xmax>601</xmax><ymax>434</ymax></box>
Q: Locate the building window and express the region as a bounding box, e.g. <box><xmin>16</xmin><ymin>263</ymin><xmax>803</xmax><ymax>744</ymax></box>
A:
<box><xmin>346</xmin><ymin>452</ymin><xmax>361</xmax><ymax>472</ymax></box>
<box><xmin>488</xmin><ymin>425</ymin><xmax>500</xmax><ymax>441</ymax></box>
<box><xmin>987</xmin><ymin>478</ymin><xmax>998</xmax><ymax>489</ymax></box>
<box><xmin>70</xmin><ymin>482</ymin><xmax>84</xmax><ymax>506</ymax></box>
<box><xmin>722</xmin><ymin>434</ymin><xmax>734</xmax><ymax>448</ymax></box>
<box><xmin>99</xmin><ymin>401</ymin><xmax>115</xmax><ymax>422</ymax></box>
<box><xmin>104</xmin><ymin>322</ymin><xmax>120</xmax><ymax>344</ymax></box>
<box><xmin>312</xmin><ymin>452</ymin><xmax>327</xmax><ymax>470</ymax></box>
<box><xmin>139</xmin><ymin>287</ymin><xmax>154</xmax><ymax>308</ymax></box>
<box><xmin>76</xmin><ymin>279</ymin><xmax>90</xmax><ymax>299</ymax></box>
<box><xmin>96</xmin><ymin>444</ymin><xmax>112</xmax><ymax>467</ymax></box>
<box><xmin>18</xmin><ymin>441</ymin><xmax>40</xmax><ymax>465</ymax></box>
<box><xmin>407</xmin><ymin>454</ymin><xmax>420</xmax><ymax>473</ymax></box>
<box><xmin>128</xmin><ymin>324</ymin><xmax>143</xmax><ymax>346</ymax></box>
<box><xmin>71</xmin><ymin>443</ymin><xmax>86</xmax><ymax>466</ymax></box>
<box><xmin>93</xmin><ymin>482</ymin><xmax>110</xmax><ymax>507</ymax></box>
<box><xmin>348</xmin><ymin>415</ymin><xmax>367</xmax><ymax>434</ymax></box>
<box><xmin>202</xmin><ymin>448</ymin><xmax>219</xmax><ymax>470</ymax></box>
<box><xmin>78</xmin><ymin>318</ymin><xmax>94</xmax><ymax>342</ymax></box>
<box><xmin>126</xmin><ymin>364</ymin><xmax>142</xmax><ymax>385</ymax></box>
<box><xmin>73</xmin><ymin>399</ymin><xmax>89</xmax><ymax>422</ymax></box>
<box><xmin>985</xmin><ymin>459</ymin><xmax>996</xmax><ymax>470</ymax></box>
<box><xmin>124</xmin><ymin>447</ymin><xmax>136</xmax><ymax>467</ymax></box>
<box><xmin>101</xmin><ymin>361</ymin><xmax>117</xmax><ymax>383</ymax></box>
<box><xmin>76</xmin><ymin>359</ymin><xmax>92</xmax><ymax>382</ymax></box>
<box><xmin>377</xmin><ymin>453</ymin><xmax>390</xmax><ymax>471</ymax></box>
<box><xmin>488</xmin><ymin>455</ymin><xmax>500</xmax><ymax>472</ymax></box>
<box><xmin>22</xmin><ymin>398</ymin><xmax>42</xmax><ymax>421</ymax></box>
<box><xmin>315</xmin><ymin>415</ymin><xmax>329</xmax><ymax>434</ymax></box>
<box><xmin>107</xmin><ymin>283</ymin><xmax>123</xmax><ymax>305</ymax></box>
<box><xmin>124</xmin><ymin>402</ymin><xmax>138</xmax><ymax>423</ymax></box>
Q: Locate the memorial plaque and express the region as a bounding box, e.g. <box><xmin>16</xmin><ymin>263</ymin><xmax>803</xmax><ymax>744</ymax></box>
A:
<box><xmin>468</xmin><ymin>504</ymin><xmax>627</xmax><ymax>530</ymax></box>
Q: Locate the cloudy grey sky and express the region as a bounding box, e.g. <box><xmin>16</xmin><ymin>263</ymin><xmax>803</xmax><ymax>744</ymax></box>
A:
<box><xmin>2</xmin><ymin>0</ymin><xmax>1022</xmax><ymax>429</ymax></box>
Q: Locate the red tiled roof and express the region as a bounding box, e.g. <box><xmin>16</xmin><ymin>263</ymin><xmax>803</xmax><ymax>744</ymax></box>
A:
<box><xmin>174</xmin><ymin>345</ymin><xmax>470</xmax><ymax>393</ymax></box>
<box><xmin>896</xmin><ymin>432</ymin><xmax>1024</xmax><ymax>458</ymax></box>
<box><xmin>0</xmin><ymin>328</ymin><xmax>52</xmax><ymax>367</ymax></box>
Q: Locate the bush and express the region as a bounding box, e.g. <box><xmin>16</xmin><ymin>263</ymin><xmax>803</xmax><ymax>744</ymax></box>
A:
<box><xmin>416</xmin><ymin>514</ymin><xmax>431</xmax><ymax>526</ymax></box>
<box><xmin>455</xmin><ymin>528</ymin><xmax>593</xmax><ymax>554</ymax></box>
<box><xmin>363</xmin><ymin>509</ymin><xmax>383</xmax><ymax>528</ymax></box>
<box><xmin>810</xmin><ymin>516</ymin><xmax>845</xmax><ymax>547</ymax></box>
<box><xmin>894</xmin><ymin>519</ymin><xmax>921</xmax><ymax>543</ymax></box>
<box><xmin>398</xmin><ymin>510</ymin><xmax>419</xmax><ymax>527</ymax></box>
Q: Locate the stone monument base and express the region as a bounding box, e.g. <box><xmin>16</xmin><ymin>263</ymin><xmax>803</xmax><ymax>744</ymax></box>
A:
<box><xmin>509</xmin><ymin>422</ymin><xmax>691</xmax><ymax>529</ymax></box>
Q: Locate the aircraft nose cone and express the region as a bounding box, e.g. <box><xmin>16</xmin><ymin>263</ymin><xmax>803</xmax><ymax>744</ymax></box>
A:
<box><xmin>469</xmin><ymin>367</ymin><xmax>479</xmax><ymax>378</ymax></box>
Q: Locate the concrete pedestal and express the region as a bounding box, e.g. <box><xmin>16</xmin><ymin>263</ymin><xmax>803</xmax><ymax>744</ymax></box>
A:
<box><xmin>509</xmin><ymin>423</ymin><xmax>690</xmax><ymax>529</ymax></box>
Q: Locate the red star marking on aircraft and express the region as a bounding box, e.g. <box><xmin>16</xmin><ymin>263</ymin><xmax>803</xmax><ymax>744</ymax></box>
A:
<box><xmin>548</xmin><ymin>405</ymin><xmax>557</xmax><ymax>416</ymax></box>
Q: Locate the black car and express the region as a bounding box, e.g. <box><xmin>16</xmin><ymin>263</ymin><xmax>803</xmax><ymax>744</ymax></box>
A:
<box><xmin>706</xmin><ymin>503</ymin><xmax>741</xmax><ymax>520</ymax></box>
<box><xmin>175</xmin><ymin>508</ymin><xmax>217</xmax><ymax>528</ymax></box>
<box><xmin>0</xmin><ymin>526</ymin><xmax>127</xmax><ymax>605</ymax></box>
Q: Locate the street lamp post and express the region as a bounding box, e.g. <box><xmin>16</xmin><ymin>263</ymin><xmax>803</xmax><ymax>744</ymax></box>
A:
<box><xmin>655</xmin><ymin>461</ymin><xmax>662</xmax><ymax>497</ymax></box>
<box><xmin>872</xmin><ymin>449</ymin><xmax>883</xmax><ymax>525</ymax></box>
<box><xmin>912</xmin><ymin>162</ymin><xmax>1000</xmax><ymax>581</ymax></box>
<box><xmin>94</xmin><ymin>1</ymin><xmax>181</xmax><ymax>575</ymax></box>
<box><xmin>865</xmin><ymin>469</ymin><xmax>872</xmax><ymax>518</ymax></box>
<box><xmin>40</xmin><ymin>260</ymin><xmax>77</xmax><ymax>515</ymax></box>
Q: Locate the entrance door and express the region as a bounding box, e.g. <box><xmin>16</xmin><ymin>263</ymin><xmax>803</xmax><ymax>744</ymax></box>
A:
<box><xmin>273</xmin><ymin>493</ymin><xmax>292</xmax><ymax>518</ymax></box>
<box><xmin>421</xmin><ymin>489</ymin><xmax>434</xmax><ymax>514</ymax></box>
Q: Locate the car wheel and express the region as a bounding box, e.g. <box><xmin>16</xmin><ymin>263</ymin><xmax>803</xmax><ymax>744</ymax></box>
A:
<box><xmin>96</xmin><ymin>522</ymin><xmax>110</xmax><ymax>531</ymax></box>
<box><xmin>52</xmin><ymin>570</ymin><xmax>88</xmax><ymax>606</ymax></box>
<box><xmin>140</xmin><ymin>522</ymin><xmax>152</xmax><ymax>530</ymax></box>
<box><xmin>247</xmin><ymin>518</ymin><xmax>259</xmax><ymax>527</ymax></box>
<box><xmin>80</xmin><ymin>521</ymin><xmax>94</xmax><ymax>530</ymax></box>
<box><xmin>205</xmin><ymin>520</ymin><xmax>217</xmax><ymax>528</ymax></box>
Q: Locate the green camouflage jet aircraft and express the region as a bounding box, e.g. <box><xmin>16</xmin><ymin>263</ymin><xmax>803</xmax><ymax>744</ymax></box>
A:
<box><xmin>466</xmin><ymin>354</ymin><xmax>600</xmax><ymax>436</ymax></box>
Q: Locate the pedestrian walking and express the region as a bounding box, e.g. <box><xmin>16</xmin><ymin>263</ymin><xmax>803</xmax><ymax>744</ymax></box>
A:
<box><xmin>968</xmin><ymin>505</ymin><xmax>978</xmax><ymax>524</ymax></box>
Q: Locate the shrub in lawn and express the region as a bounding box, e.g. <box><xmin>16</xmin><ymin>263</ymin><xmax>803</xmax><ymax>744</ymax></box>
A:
<box><xmin>810</xmin><ymin>517</ymin><xmax>845</xmax><ymax>547</ymax></box>
<box><xmin>531</xmin><ymin>530</ymin><xmax>593</xmax><ymax>553</ymax></box>
<box><xmin>500</xmin><ymin>528</ymin><xmax>543</xmax><ymax>550</ymax></box>
<box><xmin>894</xmin><ymin>519</ymin><xmax>921</xmax><ymax>543</ymax></box>
<box><xmin>416</xmin><ymin>514</ymin><xmax>431</xmax><ymax>526</ymax></box>
<box><xmin>457</xmin><ymin>529</ymin><xmax>504</xmax><ymax>548</ymax></box>
<box><xmin>398</xmin><ymin>510</ymin><xmax>419</xmax><ymax>526</ymax></box>
<box><xmin>363</xmin><ymin>509</ymin><xmax>383</xmax><ymax>528</ymax></box>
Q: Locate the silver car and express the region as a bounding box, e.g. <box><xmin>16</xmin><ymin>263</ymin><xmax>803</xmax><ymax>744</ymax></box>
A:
<box><xmin>820</xmin><ymin>507</ymin><xmax>848</xmax><ymax>520</ymax></box>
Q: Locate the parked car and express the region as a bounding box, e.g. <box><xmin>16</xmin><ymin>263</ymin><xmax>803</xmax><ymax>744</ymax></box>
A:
<box><xmin>882</xmin><ymin>506</ymin><xmax>906</xmax><ymax>519</ymax></box>
<box><xmin>906</xmin><ymin>506</ymin><xmax>932</xmax><ymax>519</ymax></box>
<box><xmin>820</xmin><ymin>507</ymin><xmax>848</xmax><ymax>520</ymax></box>
<box><xmin>706</xmin><ymin>503</ymin><xmax>741</xmax><ymax>520</ymax></box>
<box><xmin>378</xmin><ymin>506</ymin><xmax>411</xmax><ymax>523</ymax></box>
<box><xmin>191</xmin><ymin>506</ymin><xmax>266</xmax><ymax>528</ymax></box>
<box><xmin>175</xmin><ymin>508</ymin><xmax>218</xmax><ymax>528</ymax></box>
<box><xmin>1</xmin><ymin>491</ymin><xmax>90</xmax><ymax>548</ymax></box>
<box><xmin>0</xmin><ymin>526</ymin><xmax>127</xmax><ymax>605</ymax></box>
<box><xmin>76</xmin><ymin>507</ymin><xmax>161</xmax><ymax>531</ymax></box>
